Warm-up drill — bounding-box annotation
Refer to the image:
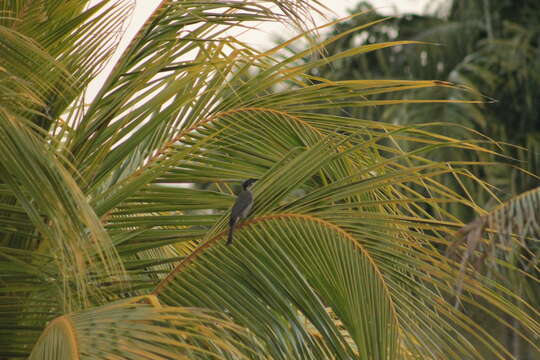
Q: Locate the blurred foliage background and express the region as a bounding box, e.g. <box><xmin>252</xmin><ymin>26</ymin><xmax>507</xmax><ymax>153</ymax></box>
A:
<box><xmin>286</xmin><ymin>0</ymin><xmax>540</xmax><ymax>200</ymax></box>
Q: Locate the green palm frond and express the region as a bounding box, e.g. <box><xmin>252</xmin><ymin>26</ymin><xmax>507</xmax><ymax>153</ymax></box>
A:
<box><xmin>0</xmin><ymin>0</ymin><xmax>136</xmax><ymax>315</ymax></box>
<box><xmin>149</xmin><ymin>131</ymin><xmax>539</xmax><ymax>359</ymax></box>
<box><xmin>449</xmin><ymin>186</ymin><xmax>540</xmax><ymax>272</ymax></box>
<box><xmin>0</xmin><ymin>110</ymin><xmax>125</xmax><ymax>307</ymax></box>
<box><xmin>29</xmin><ymin>296</ymin><xmax>262</xmax><ymax>360</ymax></box>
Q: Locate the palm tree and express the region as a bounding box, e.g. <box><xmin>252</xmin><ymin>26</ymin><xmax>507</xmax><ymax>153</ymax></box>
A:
<box><xmin>1</xmin><ymin>0</ymin><xmax>538</xmax><ymax>359</ymax></box>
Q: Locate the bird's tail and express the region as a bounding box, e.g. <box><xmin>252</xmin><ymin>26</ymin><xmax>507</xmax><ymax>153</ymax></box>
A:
<box><xmin>226</xmin><ymin>217</ymin><xmax>235</xmax><ymax>245</ymax></box>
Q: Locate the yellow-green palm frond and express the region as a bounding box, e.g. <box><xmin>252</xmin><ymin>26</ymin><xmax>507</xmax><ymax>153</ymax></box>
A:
<box><xmin>29</xmin><ymin>296</ymin><xmax>262</xmax><ymax>360</ymax></box>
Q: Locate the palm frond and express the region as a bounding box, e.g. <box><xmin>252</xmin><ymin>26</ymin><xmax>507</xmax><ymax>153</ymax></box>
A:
<box><xmin>449</xmin><ymin>186</ymin><xmax>540</xmax><ymax>272</ymax></box>
<box><xmin>29</xmin><ymin>296</ymin><xmax>262</xmax><ymax>360</ymax></box>
<box><xmin>0</xmin><ymin>111</ymin><xmax>125</xmax><ymax>308</ymax></box>
<box><xmin>148</xmin><ymin>132</ymin><xmax>539</xmax><ymax>359</ymax></box>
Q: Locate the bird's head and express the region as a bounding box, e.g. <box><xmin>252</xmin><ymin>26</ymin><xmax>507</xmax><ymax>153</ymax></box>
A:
<box><xmin>242</xmin><ymin>178</ymin><xmax>257</xmax><ymax>190</ymax></box>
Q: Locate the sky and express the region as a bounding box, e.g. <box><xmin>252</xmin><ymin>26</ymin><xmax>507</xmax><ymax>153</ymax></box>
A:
<box><xmin>88</xmin><ymin>0</ymin><xmax>435</xmax><ymax>98</ymax></box>
<box><xmin>109</xmin><ymin>0</ymin><xmax>437</xmax><ymax>57</ymax></box>
<box><xmin>124</xmin><ymin>0</ymin><xmax>435</xmax><ymax>47</ymax></box>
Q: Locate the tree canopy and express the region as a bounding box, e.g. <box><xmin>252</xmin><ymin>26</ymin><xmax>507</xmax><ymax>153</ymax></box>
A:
<box><xmin>0</xmin><ymin>1</ymin><xmax>538</xmax><ymax>359</ymax></box>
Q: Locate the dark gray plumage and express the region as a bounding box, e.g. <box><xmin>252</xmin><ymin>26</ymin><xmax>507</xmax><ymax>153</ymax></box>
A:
<box><xmin>227</xmin><ymin>179</ymin><xmax>257</xmax><ymax>245</ymax></box>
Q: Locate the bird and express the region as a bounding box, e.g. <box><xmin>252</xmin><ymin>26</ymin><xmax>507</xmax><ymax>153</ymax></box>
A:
<box><xmin>227</xmin><ymin>178</ymin><xmax>257</xmax><ymax>245</ymax></box>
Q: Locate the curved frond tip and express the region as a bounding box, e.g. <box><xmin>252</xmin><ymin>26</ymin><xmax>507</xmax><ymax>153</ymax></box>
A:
<box><xmin>29</xmin><ymin>296</ymin><xmax>261</xmax><ymax>360</ymax></box>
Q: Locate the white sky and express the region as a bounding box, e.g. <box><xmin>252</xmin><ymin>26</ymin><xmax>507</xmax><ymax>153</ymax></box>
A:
<box><xmin>88</xmin><ymin>0</ymin><xmax>434</xmax><ymax>98</ymax></box>
<box><xmin>124</xmin><ymin>0</ymin><xmax>434</xmax><ymax>48</ymax></box>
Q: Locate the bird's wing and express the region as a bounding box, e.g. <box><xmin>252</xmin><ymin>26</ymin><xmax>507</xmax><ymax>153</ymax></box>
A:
<box><xmin>231</xmin><ymin>190</ymin><xmax>253</xmax><ymax>218</ymax></box>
